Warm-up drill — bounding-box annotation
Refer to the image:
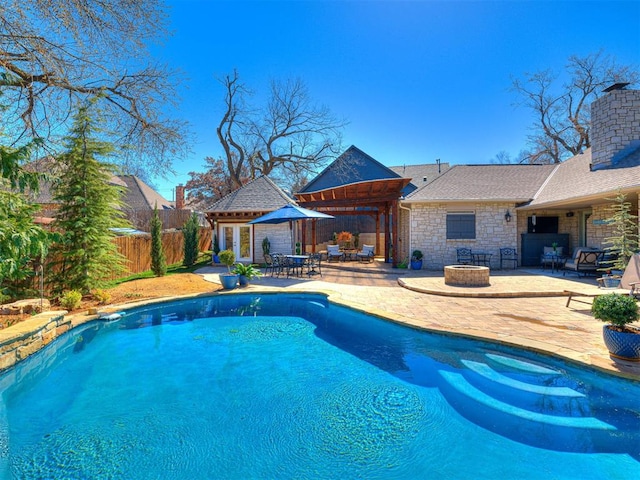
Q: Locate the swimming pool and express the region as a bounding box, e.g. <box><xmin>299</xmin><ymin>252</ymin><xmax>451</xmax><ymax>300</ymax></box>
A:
<box><xmin>1</xmin><ymin>293</ymin><xmax>638</xmax><ymax>478</ymax></box>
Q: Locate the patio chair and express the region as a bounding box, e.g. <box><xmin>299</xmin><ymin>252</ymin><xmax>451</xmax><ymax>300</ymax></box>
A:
<box><xmin>456</xmin><ymin>248</ymin><xmax>473</xmax><ymax>265</ymax></box>
<box><xmin>269</xmin><ymin>253</ymin><xmax>286</xmax><ymax>277</ymax></box>
<box><xmin>562</xmin><ymin>249</ymin><xmax>604</xmax><ymax>277</ymax></box>
<box><xmin>356</xmin><ymin>244</ymin><xmax>375</xmax><ymax>262</ymax></box>
<box><xmin>499</xmin><ymin>248</ymin><xmax>518</xmax><ymax>269</ymax></box>
<box><xmin>620</xmin><ymin>253</ymin><xmax>640</xmax><ymax>297</ymax></box>
<box><xmin>306</xmin><ymin>253</ymin><xmax>323</xmax><ymax>277</ymax></box>
<box><xmin>327</xmin><ymin>244</ymin><xmax>344</xmax><ymax>262</ymax></box>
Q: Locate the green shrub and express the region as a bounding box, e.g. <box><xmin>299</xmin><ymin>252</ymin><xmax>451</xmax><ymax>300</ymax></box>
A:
<box><xmin>218</xmin><ymin>249</ymin><xmax>236</xmax><ymax>273</ymax></box>
<box><xmin>60</xmin><ymin>290</ymin><xmax>83</xmax><ymax>310</ymax></box>
<box><xmin>412</xmin><ymin>250</ymin><xmax>423</xmax><ymax>260</ymax></box>
<box><xmin>592</xmin><ymin>293</ymin><xmax>639</xmax><ymax>328</ymax></box>
<box><xmin>92</xmin><ymin>288</ymin><xmax>111</xmax><ymax>305</ymax></box>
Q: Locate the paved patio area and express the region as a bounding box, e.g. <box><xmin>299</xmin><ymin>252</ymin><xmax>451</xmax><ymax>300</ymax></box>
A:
<box><xmin>198</xmin><ymin>260</ymin><xmax>640</xmax><ymax>379</ymax></box>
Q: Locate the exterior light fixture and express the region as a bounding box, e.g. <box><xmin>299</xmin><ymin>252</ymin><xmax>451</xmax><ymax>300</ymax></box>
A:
<box><xmin>504</xmin><ymin>210</ymin><xmax>512</xmax><ymax>222</ymax></box>
<box><xmin>531</xmin><ymin>214</ymin><xmax>537</xmax><ymax>226</ymax></box>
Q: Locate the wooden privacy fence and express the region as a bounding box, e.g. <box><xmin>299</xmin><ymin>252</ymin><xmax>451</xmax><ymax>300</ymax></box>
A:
<box><xmin>111</xmin><ymin>227</ymin><xmax>212</xmax><ymax>279</ymax></box>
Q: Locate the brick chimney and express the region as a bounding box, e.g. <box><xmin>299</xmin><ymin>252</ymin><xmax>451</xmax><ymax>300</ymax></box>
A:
<box><xmin>175</xmin><ymin>184</ymin><xmax>185</xmax><ymax>210</ymax></box>
<box><xmin>590</xmin><ymin>83</ymin><xmax>640</xmax><ymax>170</ymax></box>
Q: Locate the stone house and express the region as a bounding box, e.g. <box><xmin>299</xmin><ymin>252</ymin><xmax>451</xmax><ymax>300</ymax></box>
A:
<box><xmin>203</xmin><ymin>84</ymin><xmax>639</xmax><ymax>268</ymax></box>
<box><xmin>400</xmin><ymin>83</ymin><xmax>640</xmax><ymax>269</ymax></box>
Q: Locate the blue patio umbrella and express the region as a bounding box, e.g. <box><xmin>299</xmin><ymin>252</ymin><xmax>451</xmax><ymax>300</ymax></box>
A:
<box><xmin>248</xmin><ymin>204</ymin><xmax>334</xmax><ymax>253</ymax></box>
<box><xmin>248</xmin><ymin>203</ymin><xmax>334</xmax><ymax>224</ymax></box>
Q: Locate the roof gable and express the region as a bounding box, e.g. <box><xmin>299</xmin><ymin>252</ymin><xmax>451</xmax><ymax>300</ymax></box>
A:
<box><xmin>119</xmin><ymin>175</ymin><xmax>173</xmax><ymax>210</ymax></box>
<box><xmin>298</xmin><ymin>145</ymin><xmax>403</xmax><ymax>193</ymax></box>
<box><xmin>206</xmin><ymin>175</ymin><xmax>295</xmax><ymax>212</ymax></box>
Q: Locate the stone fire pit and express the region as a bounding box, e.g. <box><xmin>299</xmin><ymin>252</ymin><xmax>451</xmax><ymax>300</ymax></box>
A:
<box><xmin>444</xmin><ymin>265</ymin><xmax>490</xmax><ymax>287</ymax></box>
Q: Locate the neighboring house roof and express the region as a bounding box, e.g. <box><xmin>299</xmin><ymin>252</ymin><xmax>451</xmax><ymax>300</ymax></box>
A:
<box><xmin>524</xmin><ymin>148</ymin><xmax>640</xmax><ymax>208</ymax></box>
<box><xmin>24</xmin><ymin>157</ymin><xmax>128</xmax><ymax>203</ymax></box>
<box><xmin>118</xmin><ymin>175</ymin><xmax>173</xmax><ymax>210</ymax></box>
<box><xmin>206</xmin><ymin>175</ymin><xmax>295</xmax><ymax>213</ymax></box>
<box><xmin>298</xmin><ymin>145</ymin><xmax>404</xmax><ymax>193</ymax></box>
<box><xmin>389</xmin><ymin>163</ymin><xmax>450</xmax><ymax>196</ymax></box>
<box><xmin>404</xmin><ymin>164</ymin><xmax>557</xmax><ymax>203</ymax></box>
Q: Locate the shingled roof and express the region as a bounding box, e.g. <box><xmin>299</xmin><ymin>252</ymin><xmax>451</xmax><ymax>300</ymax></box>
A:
<box><xmin>119</xmin><ymin>175</ymin><xmax>173</xmax><ymax>210</ymax></box>
<box><xmin>389</xmin><ymin>163</ymin><xmax>450</xmax><ymax>195</ymax></box>
<box><xmin>404</xmin><ymin>164</ymin><xmax>557</xmax><ymax>203</ymax></box>
<box><xmin>526</xmin><ymin>148</ymin><xmax>640</xmax><ymax>208</ymax></box>
<box><xmin>206</xmin><ymin>175</ymin><xmax>295</xmax><ymax>213</ymax></box>
<box><xmin>298</xmin><ymin>145</ymin><xmax>403</xmax><ymax>193</ymax></box>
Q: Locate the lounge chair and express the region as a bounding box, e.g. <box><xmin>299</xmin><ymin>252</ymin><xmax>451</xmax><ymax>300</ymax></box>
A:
<box><xmin>356</xmin><ymin>244</ymin><xmax>375</xmax><ymax>262</ymax></box>
<box><xmin>562</xmin><ymin>249</ymin><xmax>604</xmax><ymax>277</ymax></box>
<box><xmin>620</xmin><ymin>253</ymin><xmax>640</xmax><ymax>297</ymax></box>
<box><xmin>326</xmin><ymin>245</ymin><xmax>344</xmax><ymax>262</ymax></box>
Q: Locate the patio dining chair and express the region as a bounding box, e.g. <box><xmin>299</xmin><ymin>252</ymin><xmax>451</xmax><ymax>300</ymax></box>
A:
<box><xmin>456</xmin><ymin>248</ymin><xmax>473</xmax><ymax>265</ymax></box>
<box><xmin>499</xmin><ymin>248</ymin><xmax>518</xmax><ymax>269</ymax></box>
<box><xmin>306</xmin><ymin>253</ymin><xmax>323</xmax><ymax>277</ymax></box>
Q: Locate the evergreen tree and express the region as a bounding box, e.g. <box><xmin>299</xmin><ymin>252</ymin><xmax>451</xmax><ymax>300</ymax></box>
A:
<box><xmin>0</xmin><ymin>143</ymin><xmax>52</xmax><ymax>300</ymax></box>
<box><xmin>49</xmin><ymin>103</ymin><xmax>129</xmax><ymax>295</ymax></box>
<box><xmin>182</xmin><ymin>212</ymin><xmax>200</xmax><ymax>267</ymax></box>
<box><xmin>150</xmin><ymin>204</ymin><xmax>167</xmax><ymax>276</ymax></box>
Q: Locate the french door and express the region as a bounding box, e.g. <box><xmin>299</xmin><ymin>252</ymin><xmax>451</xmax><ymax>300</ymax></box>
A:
<box><xmin>221</xmin><ymin>224</ymin><xmax>252</xmax><ymax>262</ymax></box>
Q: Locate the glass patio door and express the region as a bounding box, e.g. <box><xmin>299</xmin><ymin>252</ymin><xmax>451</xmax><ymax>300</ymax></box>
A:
<box><xmin>221</xmin><ymin>224</ymin><xmax>252</xmax><ymax>262</ymax></box>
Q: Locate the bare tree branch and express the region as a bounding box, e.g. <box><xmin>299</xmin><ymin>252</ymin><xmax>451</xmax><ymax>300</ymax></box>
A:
<box><xmin>216</xmin><ymin>71</ymin><xmax>345</xmax><ymax>190</ymax></box>
<box><xmin>511</xmin><ymin>51</ymin><xmax>639</xmax><ymax>163</ymax></box>
<box><xmin>0</xmin><ymin>0</ymin><xmax>188</xmax><ymax>178</ymax></box>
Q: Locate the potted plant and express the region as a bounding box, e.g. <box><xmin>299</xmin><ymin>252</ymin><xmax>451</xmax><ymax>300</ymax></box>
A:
<box><xmin>410</xmin><ymin>250</ymin><xmax>424</xmax><ymax>270</ymax></box>
<box><xmin>212</xmin><ymin>233</ymin><xmax>221</xmax><ymax>264</ymax></box>
<box><xmin>233</xmin><ymin>263</ymin><xmax>262</xmax><ymax>287</ymax></box>
<box><xmin>262</xmin><ymin>237</ymin><xmax>270</xmax><ymax>258</ymax></box>
<box><xmin>218</xmin><ymin>249</ymin><xmax>238</xmax><ymax>289</ymax></box>
<box><xmin>592</xmin><ymin>293</ymin><xmax>640</xmax><ymax>361</ymax></box>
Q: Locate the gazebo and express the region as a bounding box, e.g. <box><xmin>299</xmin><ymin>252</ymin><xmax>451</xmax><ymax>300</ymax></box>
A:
<box><xmin>296</xmin><ymin>146</ymin><xmax>411</xmax><ymax>266</ymax></box>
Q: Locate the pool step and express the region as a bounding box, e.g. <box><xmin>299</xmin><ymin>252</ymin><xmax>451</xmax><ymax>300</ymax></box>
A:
<box><xmin>484</xmin><ymin>353</ymin><xmax>562</xmax><ymax>375</ymax></box>
<box><xmin>439</xmin><ymin>370</ymin><xmax>615</xmax><ymax>431</ymax></box>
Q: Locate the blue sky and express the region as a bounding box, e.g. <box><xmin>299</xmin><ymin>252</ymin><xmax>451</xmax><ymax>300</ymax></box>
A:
<box><xmin>153</xmin><ymin>0</ymin><xmax>640</xmax><ymax>200</ymax></box>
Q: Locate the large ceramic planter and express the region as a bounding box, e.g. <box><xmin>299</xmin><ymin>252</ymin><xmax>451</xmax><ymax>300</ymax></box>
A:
<box><xmin>602</xmin><ymin>325</ymin><xmax>640</xmax><ymax>361</ymax></box>
<box><xmin>238</xmin><ymin>275</ymin><xmax>250</xmax><ymax>288</ymax></box>
<box><xmin>219</xmin><ymin>273</ymin><xmax>238</xmax><ymax>290</ymax></box>
<box><xmin>410</xmin><ymin>259</ymin><xmax>423</xmax><ymax>270</ymax></box>
<box><xmin>212</xmin><ymin>255</ymin><xmax>220</xmax><ymax>264</ymax></box>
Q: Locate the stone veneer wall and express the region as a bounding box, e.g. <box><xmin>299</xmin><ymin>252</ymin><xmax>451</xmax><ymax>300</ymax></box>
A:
<box><xmin>0</xmin><ymin>311</ymin><xmax>73</xmax><ymax>373</ymax></box>
<box><xmin>409</xmin><ymin>202</ymin><xmax>518</xmax><ymax>270</ymax></box>
<box><xmin>591</xmin><ymin>88</ymin><xmax>640</xmax><ymax>169</ymax></box>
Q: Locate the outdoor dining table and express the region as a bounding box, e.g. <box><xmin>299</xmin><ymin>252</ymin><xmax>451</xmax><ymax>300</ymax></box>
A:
<box><xmin>472</xmin><ymin>252</ymin><xmax>493</xmax><ymax>267</ymax></box>
<box><xmin>285</xmin><ymin>255</ymin><xmax>309</xmax><ymax>277</ymax></box>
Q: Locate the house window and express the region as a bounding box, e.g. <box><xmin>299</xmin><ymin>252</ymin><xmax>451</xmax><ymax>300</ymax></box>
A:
<box><xmin>447</xmin><ymin>212</ymin><xmax>476</xmax><ymax>239</ymax></box>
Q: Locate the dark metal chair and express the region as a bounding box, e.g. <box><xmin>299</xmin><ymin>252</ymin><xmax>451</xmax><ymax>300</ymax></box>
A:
<box><xmin>306</xmin><ymin>253</ymin><xmax>322</xmax><ymax>277</ymax></box>
<box><xmin>499</xmin><ymin>248</ymin><xmax>518</xmax><ymax>269</ymax></box>
<box><xmin>456</xmin><ymin>248</ymin><xmax>473</xmax><ymax>265</ymax></box>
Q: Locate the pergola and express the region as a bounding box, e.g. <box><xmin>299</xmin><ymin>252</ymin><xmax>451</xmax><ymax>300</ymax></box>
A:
<box><xmin>295</xmin><ymin>177</ymin><xmax>411</xmax><ymax>266</ymax></box>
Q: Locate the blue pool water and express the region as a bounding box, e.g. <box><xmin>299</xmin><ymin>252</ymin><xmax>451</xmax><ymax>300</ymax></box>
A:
<box><xmin>0</xmin><ymin>293</ymin><xmax>638</xmax><ymax>479</ymax></box>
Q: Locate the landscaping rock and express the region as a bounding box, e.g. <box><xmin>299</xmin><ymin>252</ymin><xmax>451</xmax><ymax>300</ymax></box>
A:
<box><xmin>0</xmin><ymin>299</ymin><xmax>50</xmax><ymax>315</ymax></box>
